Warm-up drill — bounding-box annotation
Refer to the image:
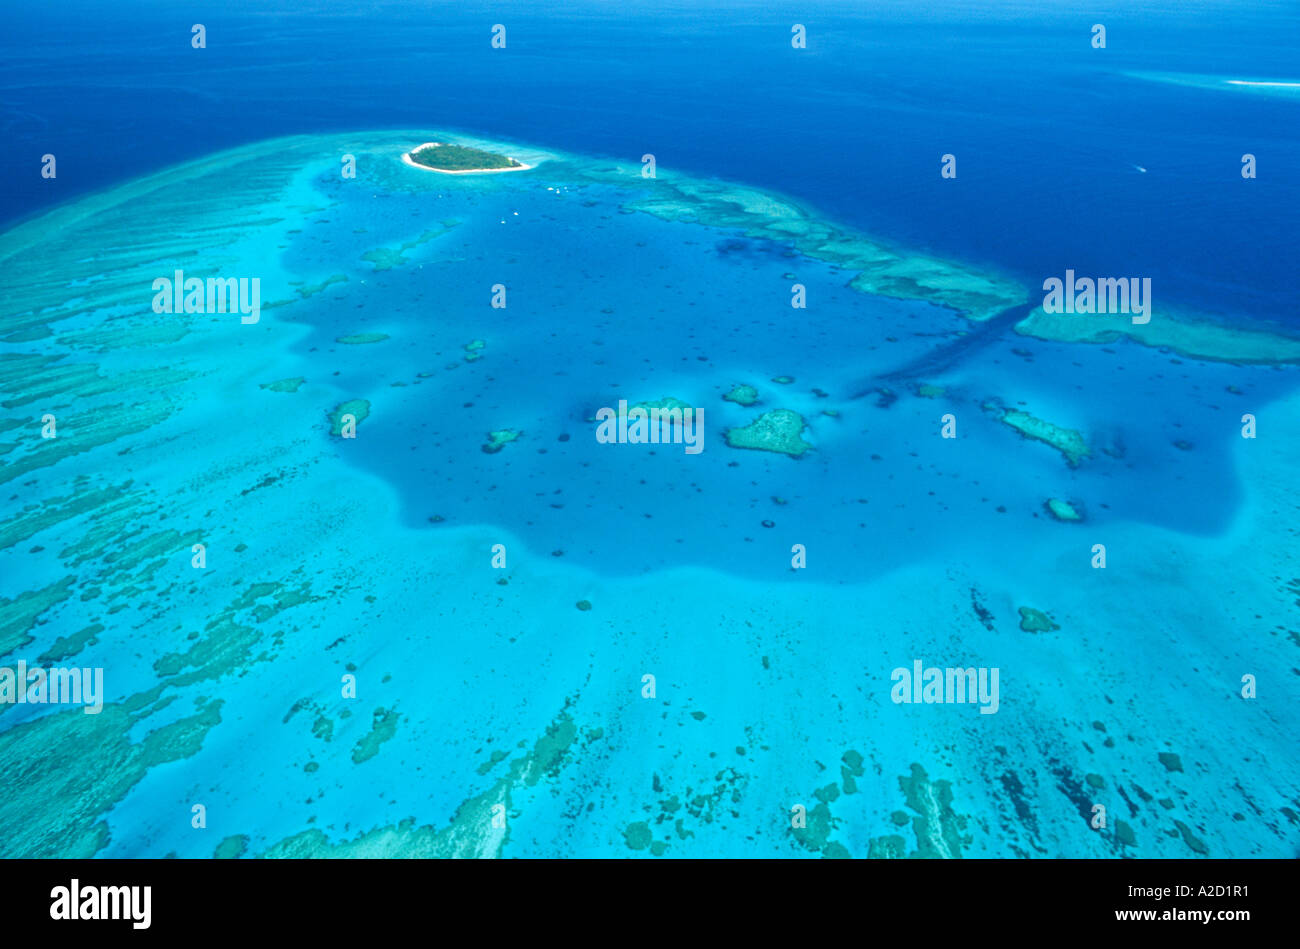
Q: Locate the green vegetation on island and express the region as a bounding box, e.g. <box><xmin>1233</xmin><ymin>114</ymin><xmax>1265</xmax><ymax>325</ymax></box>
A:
<box><xmin>409</xmin><ymin>143</ymin><xmax>522</xmax><ymax>171</ymax></box>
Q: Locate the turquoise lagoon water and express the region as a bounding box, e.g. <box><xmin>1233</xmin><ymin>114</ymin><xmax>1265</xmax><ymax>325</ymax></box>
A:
<box><xmin>0</xmin><ymin>129</ymin><xmax>1298</xmax><ymax>859</ymax></box>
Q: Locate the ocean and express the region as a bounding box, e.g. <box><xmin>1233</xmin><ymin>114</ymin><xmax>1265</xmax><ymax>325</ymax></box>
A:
<box><xmin>0</xmin><ymin>0</ymin><xmax>1297</xmax><ymax>860</ymax></box>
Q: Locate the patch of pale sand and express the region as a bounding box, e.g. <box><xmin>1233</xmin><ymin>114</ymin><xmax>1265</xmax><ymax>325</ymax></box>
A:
<box><xmin>402</xmin><ymin>142</ymin><xmax>533</xmax><ymax>175</ymax></box>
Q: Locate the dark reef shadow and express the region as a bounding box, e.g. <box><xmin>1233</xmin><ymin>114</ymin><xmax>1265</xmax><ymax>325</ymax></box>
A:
<box><xmin>849</xmin><ymin>301</ymin><xmax>1039</xmax><ymax>399</ymax></box>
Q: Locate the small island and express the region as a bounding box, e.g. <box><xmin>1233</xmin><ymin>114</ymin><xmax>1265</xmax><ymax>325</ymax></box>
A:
<box><xmin>403</xmin><ymin>142</ymin><xmax>532</xmax><ymax>175</ymax></box>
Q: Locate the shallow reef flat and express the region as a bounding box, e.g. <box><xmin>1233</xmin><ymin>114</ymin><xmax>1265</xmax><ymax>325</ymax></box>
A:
<box><xmin>995</xmin><ymin>407</ymin><xmax>1091</xmax><ymax>468</ymax></box>
<box><xmin>724</xmin><ymin>408</ymin><xmax>814</xmax><ymax>458</ymax></box>
<box><xmin>1124</xmin><ymin>70</ymin><xmax>1300</xmax><ymax>100</ymax></box>
<box><xmin>603</xmin><ymin>156</ymin><xmax>1300</xmax><ymax>365</ymax></box>
<box><xmin>1016</xmin><ymin>305</ymin><xmax>1300</xmax><ymax>365</ymax></box>
<box><xmin>0</xmin><ymin>130</ymin><xmax>1297</xmax><ymax>859</ymax></box>
<box><xmin>617</xmin><ymin>177</ymin><xmax>1029</xmax><ymax>322</ymax></box>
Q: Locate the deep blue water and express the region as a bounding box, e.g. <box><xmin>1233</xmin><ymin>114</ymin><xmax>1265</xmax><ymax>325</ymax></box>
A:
<box><xmin>3</xmin><ymin>0</ymin><xmax>1297</xmax><ymax>323</ymax></box>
